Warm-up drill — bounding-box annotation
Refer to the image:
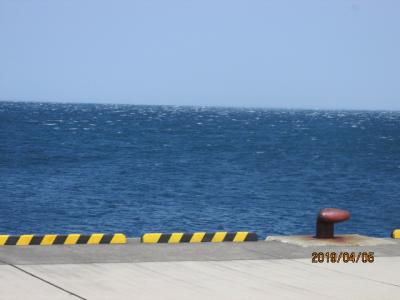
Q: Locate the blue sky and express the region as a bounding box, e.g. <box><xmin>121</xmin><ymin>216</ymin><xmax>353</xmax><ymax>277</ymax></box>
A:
<box><xmin>0</xmin><ymin>0</ymin><xmax>399</xmax><ymax>109</ymax></box>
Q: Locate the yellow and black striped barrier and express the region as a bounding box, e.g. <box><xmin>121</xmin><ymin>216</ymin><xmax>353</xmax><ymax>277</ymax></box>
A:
<box><xmin>0</xmin><ymin>233</ymin><xmax>126</xmax><ymax>246</ymax></box>
<box><xmin>392</xmin><ymin>229</ymin><xmax>400</xmax><ymax>239</ymax></box>
<box><xmin>141</xmin><ymin>232</ymin><xmax>258</xmax><ymax>243</ymax></box>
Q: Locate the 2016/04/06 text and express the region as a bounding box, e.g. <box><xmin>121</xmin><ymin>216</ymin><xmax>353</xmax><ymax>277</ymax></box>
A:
<box><xmin>311</xmin><ymin>252</ymin><xmax>374</xmax><ymax>263</ymax></box>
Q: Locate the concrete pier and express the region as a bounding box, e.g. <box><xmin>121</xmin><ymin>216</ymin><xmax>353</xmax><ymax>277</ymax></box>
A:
<box><xmin>1</xmin><ymin>237</ymin><xmax>399</xmax><ymax>299</ymax></box>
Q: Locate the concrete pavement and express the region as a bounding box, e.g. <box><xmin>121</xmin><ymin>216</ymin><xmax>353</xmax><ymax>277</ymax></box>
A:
<box><xmin>0</xmin><ymin>237</ymin><xmax>399</xmax><ymax>299</ymax></box>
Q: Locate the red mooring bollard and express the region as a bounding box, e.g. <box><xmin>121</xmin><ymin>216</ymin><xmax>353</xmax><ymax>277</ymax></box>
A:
<box><xmin>316</xmin><ymin>208</ymin><xmax>350</xmax><ymax>239</ymax></box>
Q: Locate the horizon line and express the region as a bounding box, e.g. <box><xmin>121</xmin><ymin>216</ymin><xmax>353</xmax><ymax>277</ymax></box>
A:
<box><xmin>1</xmin><ymin>99</ymin><xmax>399</xmax><ymax>113</ymax></box>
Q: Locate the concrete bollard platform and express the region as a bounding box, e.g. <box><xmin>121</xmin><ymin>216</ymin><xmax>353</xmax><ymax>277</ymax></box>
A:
<box><xmin>266</xmin><ymin>234</ymin><xmax>396</xmax><ymax>247</ymax></box>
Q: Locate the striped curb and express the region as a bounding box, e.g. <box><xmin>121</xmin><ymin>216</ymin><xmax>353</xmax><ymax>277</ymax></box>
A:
<box><xmin>141</xmin><ymin>232</ymin><xmax>258</xmax><ymax>243</ymax></box>
<box><xmin>392</xmin><ymin>229</ymin><xmax>400</xmax><ymax>239</ymax></box>
<box><xmin>0</xmin><ymin>233</ymin><xmax>126</xmax><ymax>246</ymax></box>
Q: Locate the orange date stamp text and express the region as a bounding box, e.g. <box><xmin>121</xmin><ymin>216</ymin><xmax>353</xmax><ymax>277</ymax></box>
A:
<box><xmin>311</xmin><ymin>252</ymin><xmax>374</xmax><ymax>263</ymax></box>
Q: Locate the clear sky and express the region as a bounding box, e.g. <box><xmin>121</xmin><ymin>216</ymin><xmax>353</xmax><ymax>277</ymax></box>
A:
<box><xmin>0</xmin><ymin>0</ymin><xmax>399</xmax><ymax>110</ymax></box>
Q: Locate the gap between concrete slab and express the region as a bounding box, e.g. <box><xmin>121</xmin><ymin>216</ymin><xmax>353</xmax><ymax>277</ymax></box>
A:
<box><xmin>0</xmin><ymin>259</ymin><xmax>86</xmax><ymax>299</ymax></box>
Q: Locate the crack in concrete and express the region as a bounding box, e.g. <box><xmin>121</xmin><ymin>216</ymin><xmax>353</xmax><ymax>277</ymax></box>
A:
<box><xmin>0</xmin><ymin>259</ymin><xmax>87</xmax><ymax>300</ymax></box>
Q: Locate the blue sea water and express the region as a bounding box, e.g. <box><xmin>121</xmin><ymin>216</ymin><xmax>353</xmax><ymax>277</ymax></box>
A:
<box><xmin>0</xmin><ymin>101</ymin><xmax>399</xmax><ymax>238</ymax></box>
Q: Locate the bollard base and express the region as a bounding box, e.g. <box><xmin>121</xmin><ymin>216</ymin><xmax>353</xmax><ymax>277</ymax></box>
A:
<box><xmin>316</xmin><ymin>221</ymin><xmax>334</xmax><ymax>239</ymax></box>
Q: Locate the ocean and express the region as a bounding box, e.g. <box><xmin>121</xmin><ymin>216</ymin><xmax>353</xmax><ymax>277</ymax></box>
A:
<box><xmin>0</xmin><ymin>101</ymin><xmax>399</xmax><ymax>237</ymax></box>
